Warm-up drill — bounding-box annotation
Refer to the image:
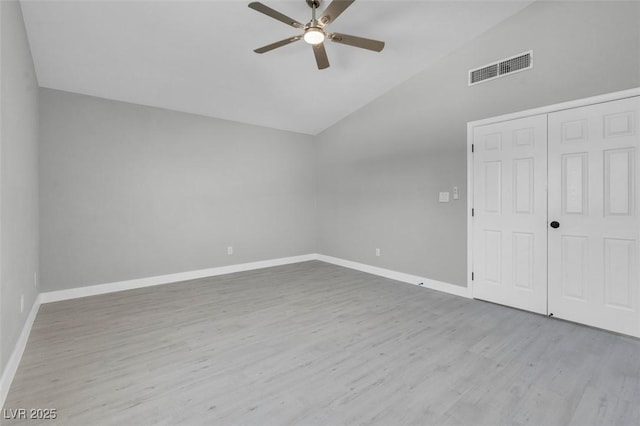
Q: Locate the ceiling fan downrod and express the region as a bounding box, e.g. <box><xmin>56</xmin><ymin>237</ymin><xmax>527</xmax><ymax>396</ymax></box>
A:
<box><xmin>311</xmin><ymin>1</ymin><xmax>317</xmax><ymax>25</ymax></box>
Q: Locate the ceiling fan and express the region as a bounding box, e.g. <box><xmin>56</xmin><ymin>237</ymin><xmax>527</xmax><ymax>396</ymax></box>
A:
<box><xmin>248</xmin><ymin>0</ymin><xmax>385</xmax><ymax>70</ymax></box>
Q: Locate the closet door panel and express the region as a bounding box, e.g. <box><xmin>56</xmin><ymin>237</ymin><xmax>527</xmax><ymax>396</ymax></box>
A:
<box><xmin>548</xmin><ymin>96</ymin><xmax>640</xmax><ymax>336</ymax></box>
<box><xmin>472</xmin><ymin>115</ymin><xmax>548</xmax><ymax>314</ymax></box>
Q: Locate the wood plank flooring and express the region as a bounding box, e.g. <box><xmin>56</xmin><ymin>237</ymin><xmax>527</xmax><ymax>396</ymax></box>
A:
<box><xmin>3</xmin><ymin>261</ymin><xmax>640</xmax><ymax>425</ymax></box>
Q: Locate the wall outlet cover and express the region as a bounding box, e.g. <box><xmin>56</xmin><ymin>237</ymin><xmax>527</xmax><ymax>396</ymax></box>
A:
<box><xmin>439</xmin><ymin>192</ymin><xmax>450</xmax><ymax>202</ymax></box>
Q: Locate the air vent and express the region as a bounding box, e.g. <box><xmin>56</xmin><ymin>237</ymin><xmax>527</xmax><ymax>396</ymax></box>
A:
<box><xmin>469</xmin><ymin>51</ymin><xmax>533</xmax><ymax>86</ymax></box>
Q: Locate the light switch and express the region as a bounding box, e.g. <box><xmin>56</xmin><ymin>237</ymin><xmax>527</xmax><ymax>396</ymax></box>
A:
<box><xmin>439</xmin><ymin>192</ymin><xmax>450</xmax><ymax>202</ymax></box>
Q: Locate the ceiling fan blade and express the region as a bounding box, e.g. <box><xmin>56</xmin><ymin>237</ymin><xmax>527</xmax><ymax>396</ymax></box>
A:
<box><xmin>248</xmin><ymin>2</ymin><xmax>304</xmax><ymax>29</ymax></box>
<box><xmin>254</xmin><ymin>36</ymin><xmax>302</xmax><ymax>54</ymax></box>
<box><xmin>318</xmin><ymin>0</ymin><xmax>355</xmax><ymax>27</ymax></box>
<box><xmin>312</xmin><ymin>43</ymin><xmax>330</xmax><ymax>70</ymax></box>
<box><xmin>328</xmin><ymin>32</ymin><xmax>385</xmax><ymax>52</ymax></box>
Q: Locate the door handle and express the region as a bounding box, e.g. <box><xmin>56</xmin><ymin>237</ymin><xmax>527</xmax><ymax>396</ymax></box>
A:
<box><xmin>550</xmin><ymin>221</ymin><xmax>560</xmax><ymax>229</ymax></box>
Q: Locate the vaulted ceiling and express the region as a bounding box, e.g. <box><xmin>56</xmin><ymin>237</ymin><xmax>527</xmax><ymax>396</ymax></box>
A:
<box><xmin>21</xmin><ymin>0</ymin><xmax>533</xmax><ymax>134</ymax></box>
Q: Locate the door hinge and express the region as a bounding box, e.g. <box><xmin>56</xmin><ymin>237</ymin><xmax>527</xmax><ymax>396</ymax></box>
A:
<box><xmin>471</xmin><ymin>144</ymin><xmax>474</xmax><ymax>153</ymax></box>
<box><xmin>472</xmin><ymin>208</ymin><xmax>475</xmax><ymax>217</ymax></box>
<box><xmin>471</xmin><ymin>272</ymin><xmax>474</xmax><ymax>281</ymax></box>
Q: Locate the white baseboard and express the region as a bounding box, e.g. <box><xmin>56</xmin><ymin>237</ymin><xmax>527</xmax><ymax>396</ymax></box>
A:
<box><xmin>1</xmin><ymin>254</ymin><xmax>317</xmax><ymax>408</ymax></box>
<box><xmin>0</xmin><ymin>294</ymin><xmax>42</xmax><ymax>408</ymax></box>
<box><xmin>38</xmin><ymin>253</ymin><xmax>470</xmax><ymax>304</ymax></box>
<box><xmin>317</xmin><ymin>254</ymin><xmax>471</xmax><ymax>299</ymax></box>
<box><xmin>2</xmin><ymin>253</ymin><xmax>466</xmax><ymax>409</ymax></box>
<box><xmin>40</xmin><ymin>254</ymin><xmax>319</xmax><ymax>303</ymax></box>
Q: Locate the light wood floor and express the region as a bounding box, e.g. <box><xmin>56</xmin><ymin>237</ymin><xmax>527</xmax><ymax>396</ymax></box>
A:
<box><xmin>3</xmin><ymin>261</ymin><xmax>640</xmax><ymax>425</ymax></box>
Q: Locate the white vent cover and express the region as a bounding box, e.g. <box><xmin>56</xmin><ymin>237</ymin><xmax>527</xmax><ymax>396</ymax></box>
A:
<box><xmin>469</xmin><ymin>51</ymin><xmax>533</xmax><ymax>86</ymax></box>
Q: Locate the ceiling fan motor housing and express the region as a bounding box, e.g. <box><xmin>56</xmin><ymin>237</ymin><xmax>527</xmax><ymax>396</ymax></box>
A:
<box><xmin>306</xmin><ymin>0</ymin><xmax>322</xmax><ymax>9</ymax></box>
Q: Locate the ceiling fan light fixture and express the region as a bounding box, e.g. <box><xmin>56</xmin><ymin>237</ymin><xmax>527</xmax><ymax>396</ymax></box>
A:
<box><xmin>303</xmin><ymin>27</ymin><xmax>325</xmax><ymax>45</ymax></box>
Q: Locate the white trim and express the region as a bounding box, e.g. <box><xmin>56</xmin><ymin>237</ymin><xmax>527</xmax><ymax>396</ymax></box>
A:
<box><xmin>40</xmin><ymin>254</ymin><xmax>318</xmax><ymax>303</ymax></box>
<box><xmin>2</xmin><ymin>253</ymin><xmax>468</xmax><ymax>407</ymax></box>
<box><xmin>2</xmin><ymin>255</ymin><xmax>317</xmax><ymax>406</ymax></box>
<box><xmin>469</xmin><ymin>88</ymin><xmax>640</xmax><ymax>128</ymax></box>
<box><xmin>38</xmin><ymin>253</ymin><xmax>471</xmax><ymax>304</ymax></box>
<box><xmin>317</xmin><ymin>254</ymin><xmax>471</xmax><ymax>299</ymax></box>
<box><xmin>0</xmin><ymin>294</ymin><xmax>41</xmax><ymax>408</ymax></box>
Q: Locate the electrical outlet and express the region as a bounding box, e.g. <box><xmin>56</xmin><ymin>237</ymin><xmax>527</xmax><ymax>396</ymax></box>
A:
<box><xmin>376</xmin><ymin>248</ymin><xmax>381</xmax><ymax>257</ymax></box>
<box><xmin>227</xmin><ymin>246</ymin><xmax>233</xmax><ymax>255</ymax></box>
<box><xmin>453</xmin><ymin>186</ymin><xmax>459</xmax><ymax>200</ymax></box>
<box><xmin>20</xmin><ymin>295</ymin><xmax>24</xmax><ymax>313</ymax></box>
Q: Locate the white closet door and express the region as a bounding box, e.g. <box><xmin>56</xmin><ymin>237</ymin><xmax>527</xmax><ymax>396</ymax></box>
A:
<box><xmin>473</xmin><ymin>115</ymin><xmax>548</xmax><ymax>314</ymax></box>
<box><xmin>548</xmin><ymin>96</ymin><xmax>640</xmax><ymax>336</ymax></box>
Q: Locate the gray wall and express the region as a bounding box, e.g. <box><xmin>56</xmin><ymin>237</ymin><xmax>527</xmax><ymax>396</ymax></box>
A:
<box><xmin>1</xmin><ymin>0</ymin><xmax>40</xmax><ymax>374</ymax></box>
<box><xmin>316</xmin><ymin>1</ymin><xmax>640</xmax><ymax>287</ymax></box>
<box><xmin>39</xmin><ymin>89</ymin><xmax>316</xmax><ymax>292</ymax></box>
<box><xmin>15</xmin><ymin>2</ymin><xmax>640</xmax><ymax>305</ymax></box>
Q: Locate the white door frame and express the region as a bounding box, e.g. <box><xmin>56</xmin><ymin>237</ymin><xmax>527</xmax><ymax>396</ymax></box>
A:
<box><xmin>467</xmin><ymin>88</ymin><xmax>640</xmax><ymax>303</ymax></box>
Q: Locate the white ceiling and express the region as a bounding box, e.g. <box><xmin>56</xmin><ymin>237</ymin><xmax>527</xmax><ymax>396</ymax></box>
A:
<box><xmin>21</xmin><ymin>0</ymin><xmax>533</xmax><ymax>135</ymax></box>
